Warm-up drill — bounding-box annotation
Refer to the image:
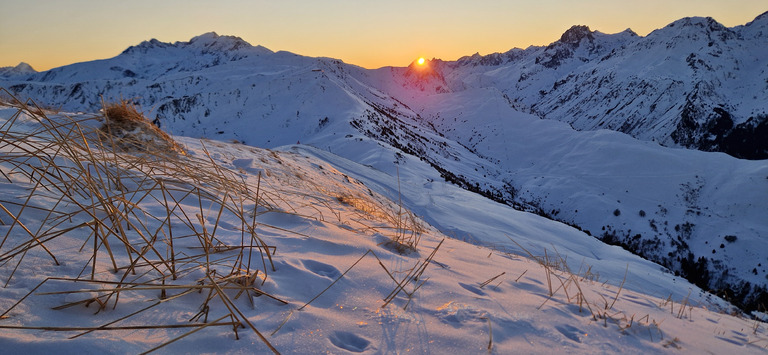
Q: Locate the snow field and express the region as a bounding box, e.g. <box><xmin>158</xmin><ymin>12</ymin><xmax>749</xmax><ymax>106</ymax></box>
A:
<box><xmin>1</xmin><ymin>101</ymin><xmax>765</xmax><ymax>353</ymax></box>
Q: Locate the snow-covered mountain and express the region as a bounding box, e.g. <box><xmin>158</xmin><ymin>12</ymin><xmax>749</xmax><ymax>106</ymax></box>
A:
<box><xmin>0</xmin><ymin>62</ymin><xmax>36</xmax><ymax>78</ymax></box>
<box><xmin>1</xmin><ymin>12</ymin><xmax>767</xmax><ymax>315</ymax></box>
<box><xmin>400</xmin><ymin>11</ymin><xmax>768</xmax><ymax>160</ymax></box>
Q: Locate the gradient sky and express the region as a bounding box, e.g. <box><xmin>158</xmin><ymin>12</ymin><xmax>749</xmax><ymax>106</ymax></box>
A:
<box><xmin>1</xmin><ymin>1</ymin><xmax>766</xmax><ymax>71</ymax></box>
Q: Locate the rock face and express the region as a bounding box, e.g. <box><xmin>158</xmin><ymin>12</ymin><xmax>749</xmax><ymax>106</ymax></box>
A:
<box><xmin>559</xmin><ymin>25</ymin><xmax>594</xmax><ymax>44</ymax></box>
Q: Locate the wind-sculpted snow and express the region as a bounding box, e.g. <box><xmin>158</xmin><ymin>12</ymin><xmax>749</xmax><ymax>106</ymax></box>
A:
<box><xmin>1</xmin><ymin>12</ymin><xmax>767</xmax><ymax>311</ymax></box>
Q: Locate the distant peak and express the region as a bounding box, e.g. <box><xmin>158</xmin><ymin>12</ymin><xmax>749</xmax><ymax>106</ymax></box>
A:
<box><xmin>121</xmin><ymin>38</ymin><xmax>169</xmax><ymax>54</ymax></box>
<box><xmin>186</xmin><ymin>32</ymin><xmax>255</xmax><ymax>52</ymax></box>
<box><xmin>666</xmin><ymin>16</ymin><xmax>727</xmax><ymax>32</ymax></box>
<box><xmin>0</xmin><ymin>62</ymin><xmax>37</xmax><ymax>76</ymax></box>
<box><xmin>121</xmin><ymin>33</ymin><xmax>273</xmax><ymax>57</ymax></box>
<box><xmin>14</xmin><ymin>62</ymin><xmax>36</xmax><ymax>72</ymax></box>
<box><xmin>657</xmin><ymin>16</ymin><xmax>738</xmax><ymax>43</ymax></box>
<box><xmin>560</xmin><ymin>25</ymin><xmax>594</xmax><ymax>44</ymax></box>
<box><xmin>621</xmin><ymin>28</ymin><xmax>639</xmax><ymax>37</ymax></box>
<box><xmin>189</xmin><ymin>31</ymin><xmax>221</xmax><ymax>43</ymax></box>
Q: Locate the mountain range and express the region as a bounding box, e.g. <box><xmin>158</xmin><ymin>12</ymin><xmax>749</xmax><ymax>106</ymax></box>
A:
<box><xmin>2</xmin><ymin>12</ymin><xmax>767</xmax><ymax>311</ymax></box>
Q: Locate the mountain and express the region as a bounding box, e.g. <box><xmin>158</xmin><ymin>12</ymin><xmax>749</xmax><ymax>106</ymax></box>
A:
<box><xmin>182</xmin><ymin>13</ymin><xmax>768</xmax><ymax>162</ymax></box>
<box><xmin>409</xmin><ymin>12</ymin><xmax>768</xmax><ymax>160</ymax></box>
<box><xmin>1</xmin><ymin>13</ymin><xmax>767</xmax><ymax>312</ymax></box>
<box><xmin>0</xmin><ymin>62</ymin><xmax>36</xmax><ymax>77</ymax></box>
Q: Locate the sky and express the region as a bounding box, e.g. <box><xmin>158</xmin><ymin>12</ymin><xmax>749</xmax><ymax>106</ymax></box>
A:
<box><xmin>0</xmin><ymin>0</ymin><xmax>766</xmax><ymax>71</ymax></box>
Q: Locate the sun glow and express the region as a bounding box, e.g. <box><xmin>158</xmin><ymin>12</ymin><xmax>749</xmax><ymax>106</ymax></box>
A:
<box><xmin>417</xmin><ymin>57</ymin><xmax>425</xmax><ymax>65</ymax></box>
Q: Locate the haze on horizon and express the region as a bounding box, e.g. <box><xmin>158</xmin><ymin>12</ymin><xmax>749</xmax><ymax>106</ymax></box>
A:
<box><xmin>1</xmin><ymin>0</ymin><xmax>765</xmax><ymax>71</ymax></box>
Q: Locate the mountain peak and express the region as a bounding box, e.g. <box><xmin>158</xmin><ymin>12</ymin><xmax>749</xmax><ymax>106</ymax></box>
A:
<box><xmin>620</xmin><ymin>28</ymin><xmax>638</xmax><ymax>37</ymax></box>
<box><xmin>654</xmin><ymin>16</ymin><xmax>738</xmax><ymax>43</ymax></box>
<box><xmin>121</xmin><ymin>32</ymin><xmax>272</xmax><ymax>57</ymax></box>
<box><xmin>187</xmin><ymin>32</ymin><xmax>247</xmax><ymax>50</ymax></box>
<box><xmin>185</xmin><ymin>32</ymin><xmax>271</xmax><ymax>54</ymax></box>
<box><xmin>13</xmin><ymin>62</ymin><xmax>35</xmax><ymax>73</ymax></box>
<box><xmin>665</xmin><ymin>16</ymin><xmax>728</xmax><ymax>32</ymax></box>
<box><xmin>0</xmin><ymin>62</ymin><xmax>37</xmax><ymax>77</ymax></box>
<box><xmin>121</xmin><ymin>38</ymin><xmax>169</xmax><ymax>54</ymax></box>
<box><xmin>559</xmin><ymin>25</ymin><xmax>594</xmax><ymax>44</ymax></box>
<box><xmin>188</xmin><ymin>31</ymin><xmax>222</xmax><ymax>44</ymax></box>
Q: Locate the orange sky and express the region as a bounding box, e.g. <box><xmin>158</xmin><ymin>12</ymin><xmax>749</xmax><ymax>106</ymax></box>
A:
<box><xmin>1</xmin><ymin>1</ymin><xmax>765</xmax><ymax>71</ymax></box>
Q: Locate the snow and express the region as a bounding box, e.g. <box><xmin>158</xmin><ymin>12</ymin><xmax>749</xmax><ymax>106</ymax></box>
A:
<box><xmin>0</xmin><ymin>102</ymin><xmax>766</xmax><ymax>354</ymax></box>
<box><xmin>1</xmin><ymin>10</ymin><xmax>767</xmax><ymax>354</ymax></box>
<box><xmin>1</xmin><ymin>12</ymin><xmax>767</xmax><ymax>312</ymax></box>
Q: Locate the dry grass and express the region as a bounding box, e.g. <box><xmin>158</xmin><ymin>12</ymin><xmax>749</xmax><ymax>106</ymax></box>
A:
<box><xmin>378</xmin><ymin>166</ymin><xmax>424</xmax><ymax>253</ymax></box>
<box><xmin>100</xmin><ymin>99</ymin><xmax>185</xmax><ymax>155</ymax></box>
<box><xmin>290</xmin><ymin>162</ymin><xmax>425</xmax><ymax>253</ymax></box>
<box><xmin>504</xmin><ymin>236</ymin><xmax>673</xmax><ymax>343</ymax></box>
<box><xmin>0</xmin><ymin>91</ymin><xmax>445</xmax><ymax>353</ymax></box>
<box><xmin>0</xmin><ymin>93</ymin><xmax>306</xmax><ymax>353</ymax></box>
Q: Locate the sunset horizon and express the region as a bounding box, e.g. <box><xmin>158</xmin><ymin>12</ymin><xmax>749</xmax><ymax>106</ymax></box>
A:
<box><xmin>1</xmin><ymin>1</ymin><xmax>766</xmax><ymax>71</ymax></box>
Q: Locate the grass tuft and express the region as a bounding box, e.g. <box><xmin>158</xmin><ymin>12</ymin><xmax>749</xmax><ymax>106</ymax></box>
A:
<box><xmin>100</xmin><ymin>98</ymin><xmax>185</xmax><ymax>155</ymax></box>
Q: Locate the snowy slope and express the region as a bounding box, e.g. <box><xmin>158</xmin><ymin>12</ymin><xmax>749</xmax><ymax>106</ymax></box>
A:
<box><xmin>0</xmin><ymin>104</ymin><xmax>765</xmax><ymax>354</ymax></box>
<box><xmin>319</xmin><ymin>80</ymin><xmax>768</xmax><ymax>311</ymax></box>
<box><xmin>1</xmin><ymin>13</ymin><xmax>767</xmax><ymax>311</ymax></box>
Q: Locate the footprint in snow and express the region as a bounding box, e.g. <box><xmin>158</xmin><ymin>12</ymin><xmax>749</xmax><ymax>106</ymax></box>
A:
<box><xmin>716</xmin><ymin>335</ymin><xmax>745</xmax><ymax>347</ymax></box>
<box><xmin>436</xmin><ymin>301</ymin><xmax>489</xmax><ymax>325</ymax></box>
<box><xmin>513</xmin><ymin>280</ymin><xmax>549</xmax><ymax>295</ymax></box>
<box><xmin>458</xmin><ymin>282</ymin><xmax>486</xmax><ymax>296</ymax></box>
<box><xmin>555</xmin><ymin>324</ymin><xmax>585</xmax><ymax>343</ymax></box>
<box><xmin>328</xmin><ymin>331</ymin><xmax>372</xmax><ymax>353</ymax></box>
<box><xmin>232</xmin><ymin>158</ymin><xmax>253</xmax><ymax>169</ymax></box>
<box><xmin>232</xmin><ymin>158</ymin><xmax>263</xmax><ymax>174</ymax></box>
<box><xmin>302</xmin><ymin>259</ymin><xmax>341</xmax><ymax>279</ymax></box>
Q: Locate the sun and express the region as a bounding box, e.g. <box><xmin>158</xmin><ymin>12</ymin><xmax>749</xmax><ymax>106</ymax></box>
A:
<box><xmin>417</xmin><ymin>57</ymin><xmax>425</xmax><ymax>65</ymax></box>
